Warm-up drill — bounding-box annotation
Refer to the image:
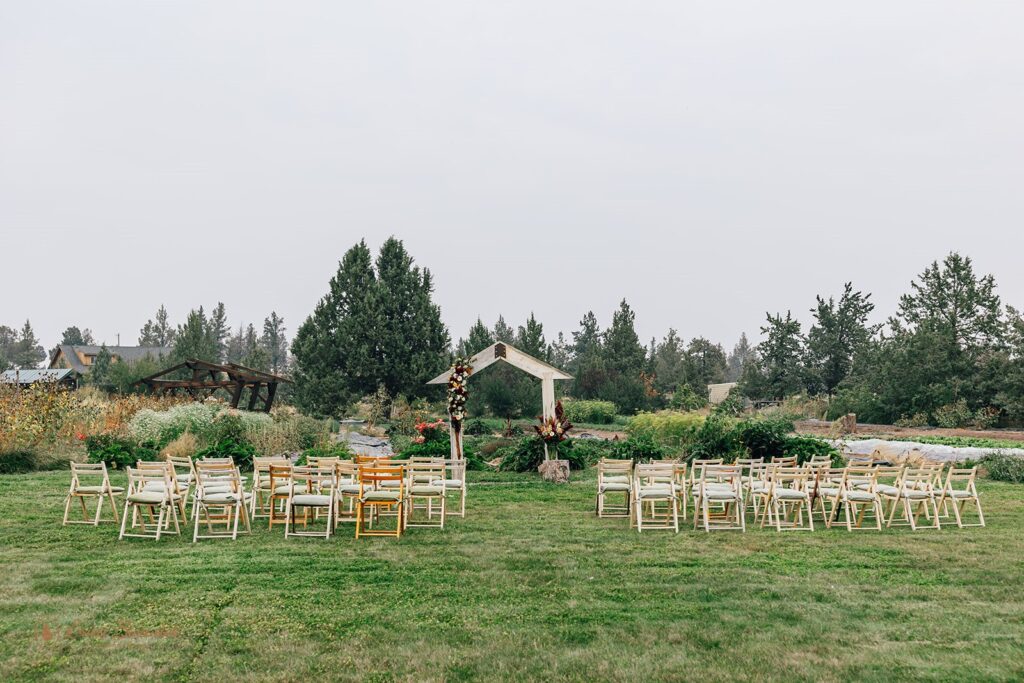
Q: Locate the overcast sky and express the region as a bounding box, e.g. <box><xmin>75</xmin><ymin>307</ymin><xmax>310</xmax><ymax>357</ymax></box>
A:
<box><xmin>2</xmin><ymin>2</ymin><xmax>1022</xmax><ymax>355</ymax></box>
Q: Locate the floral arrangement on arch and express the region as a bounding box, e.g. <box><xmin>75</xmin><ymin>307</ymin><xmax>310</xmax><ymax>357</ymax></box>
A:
<box><xmin>535</xmin><ymin>400</ymin><xmax>573</xmax><ymax>443</ymax></box>
<box><xmin>413</xmin><ymin>418</ymin><xmax>447</xmax><ymax>444</ymax></box>
<box><xmin>447</xmin><ymin>356</ymin><xmax>473</xmax><ymax>429</ymax></box>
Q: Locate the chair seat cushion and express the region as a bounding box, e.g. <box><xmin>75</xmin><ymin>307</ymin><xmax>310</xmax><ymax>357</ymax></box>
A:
<box><xmin>128</xmin><ymin>491</ymin><xmax>180</xmax><ymax>504</ymax></box>
<box><xmin>817</xmin><ymin>487</ymin><xmax>840</xmax><ymax>497</ymax></box>
<box><xmin>843</xmin><ymin>490</ymin><xmax>876</xmax><ymax>503</ymax></box>
<box><xmin>291</xmin><ymin>494</ymin><xmax>332</xmax><ymax>507</ymax></box>
<box><xmin>875</xmin><ymin>484</ymin><xmax>900</xmax><ymax>496</ymax></box>
<box><xmin>409</xmin><ymin>485</ymin><xmax>445</xmax><ymax>496</ymax></box>
<box><xmin>900</xmin><ymin>488</ymin><xmax>933</xmax><ymax>499</ymax></box>
<box><xmin>638</xmin><ymin>486</ymin><xmax>674</xmax><ymax>499</ymax></box>
<box><xmin>379</xmin><ymin>480</ymin><xmax>403</xmax><ymax>489</ymax></box>
<box><xmin>702</xmin><ymin>489</ymin><xmax>740</xmax><ymax>501</ymax></box>
<box><xmin>337</xmin><ymin>484</ymin><xmax>362</xmax><ymax>494</ymax></box>
<box><xmin>942</xmin><ymin>489</ymin><xmax>975</xmax><ymax>498</ymax></box>
<box><xmin>599</xmin><ymin>483</ymin><xmax>631</xmax><ymax>492</ymax></box>
<box><xmin>75</xmin><ymin>485</ymin><xmax>124</xmax><ymax>494</ymax></box>
<box><xmin>200</xmin><ymin>491</ymin><xmax>252</xmax><ymax>504</ymax></box>
<box><xmin>603</xmin><ymin>475</ymin><xmax>630</xmax><ymax>484</ymax></box>
<box><xmin>432</xmin><ymin>479</ymin><xmax>463</xmax><ymax>488</ymax></box>
<box><xmin>362</xmin><ymin>491</ymin><xmax>401</xmax><ymax>503</ymax></box>
<box><xmin>773</xmin><ymin>488</ymin><xmax>808</xmax><ymax>501</ymax></box>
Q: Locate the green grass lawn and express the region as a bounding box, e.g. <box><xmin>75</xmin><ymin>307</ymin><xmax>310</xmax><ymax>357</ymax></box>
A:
<box><xmin>2</xmin><ymin>470</ymin><xmax>1023</xmax><ymax>682</ymax></box>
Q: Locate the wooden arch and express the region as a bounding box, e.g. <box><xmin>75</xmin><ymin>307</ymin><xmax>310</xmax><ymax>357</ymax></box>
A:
<box><xmin>427</xmin><ymin>342</ymin><xmax>573</xmax><ymax>458</ymax></box>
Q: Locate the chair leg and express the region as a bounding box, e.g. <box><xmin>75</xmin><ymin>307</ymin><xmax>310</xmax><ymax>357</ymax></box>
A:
<box><xmin>62</xmin><ymin>495</ymin><xmax>73</xmax><ymax>526</ymax></box>
<box><xmin>118</xmin><ymin>501</ymin><xmax>130</xmax><ymax>539</ymax></box>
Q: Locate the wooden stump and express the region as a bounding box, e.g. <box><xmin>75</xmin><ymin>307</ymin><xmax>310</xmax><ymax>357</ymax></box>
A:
<box><xmin>538</xmin><ymin>459</ymin><xmax>570</xmax><ymax>484</ymax></box>
<box><xmin>839</xmin><ymin>413</ymin><xmax>857</xmax><ymax>435</ymax></box>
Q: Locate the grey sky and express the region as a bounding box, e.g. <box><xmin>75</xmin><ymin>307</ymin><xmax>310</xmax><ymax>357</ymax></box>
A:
<box><xmin>3</xmin><ymin>1</ymin><xmax>1023</xmax><ymax>355</ymax></box>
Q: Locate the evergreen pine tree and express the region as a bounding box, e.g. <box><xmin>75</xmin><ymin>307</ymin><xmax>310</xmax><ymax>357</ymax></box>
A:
<box><xmin>139</xmin><ymin>305</ymin><xmax>176</xmax><ymax>346</ymax></box>
<box><xmin>600</xmin><ymin>300</ymin><xmax>648</xmax><ymax>413</ymax></box>
<box><xmin>12</xmin><ymin>320</ymin><xmax>45</xmax><ymax>369</ymax></box>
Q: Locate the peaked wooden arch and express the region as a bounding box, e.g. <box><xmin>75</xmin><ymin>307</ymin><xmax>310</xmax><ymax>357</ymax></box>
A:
<box><xmin>427</xmin><ymin>342</ymin><xmax>573</xmax><ymax>459</ymax></box>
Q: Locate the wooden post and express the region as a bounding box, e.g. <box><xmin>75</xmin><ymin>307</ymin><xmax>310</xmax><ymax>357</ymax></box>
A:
<box><xmin>541</xmin><ymin>373</ymin><xmax>554</xmax><ymax>461</ymax></box>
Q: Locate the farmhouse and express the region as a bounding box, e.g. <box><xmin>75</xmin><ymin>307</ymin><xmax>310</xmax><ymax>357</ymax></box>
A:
<box><xmin>49</xmin><ymin>344</ymin><xmax>172</xmax><ymax>374</ymax></box>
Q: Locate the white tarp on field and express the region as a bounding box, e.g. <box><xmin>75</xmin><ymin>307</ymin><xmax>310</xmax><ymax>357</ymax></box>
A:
<box><xmin>830</xmin><ymin>438</ymin><xmax>1024</xmax><ymax>463</ymax></box>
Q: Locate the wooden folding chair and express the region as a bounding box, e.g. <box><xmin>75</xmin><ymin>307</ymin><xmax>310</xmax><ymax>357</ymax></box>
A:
<box><xmin>769</xmin><ymin>455</ymin><xmax>798</xmax><ymax>468</ymax></box>
<box><xmin>119</xmin><ymin>466</ymin><xmax>182</xmax><ymax>540</ymax></box>
<box><xmin>285</xmin><ymin>466</ymin><xmax>336</xmax><ymax>539</ymax></box>
<box><xmin>193</xmin><ymin>461</ymin><xmax>251</xmax><ymax>542</ymax></box>
<box><xmin>935</xmin><ymin>466</ymin><xmax>984</xmax><ymax>528</ymax></box>
<box><xmin>63</xmin><ymin>462</ymin><xmax>123</xmax><ymax>526</ymax></box>
<box><xmin>813</xmin><ymin>467</ymin><xmax>846</xmax><ymax>526</ymax></box>
<box><xmin>438</xmin><ymin>458</ymin><xmax>467</xmax><ymax>517</ymax></box>
<box><xmin>632</xmin><ymin>462</ymin><xmax>678</xmax><ymax>533</ymax></box>
<box><xmin>762</xmin><ymin>466</ymin><xmax>813</xmax><ymax>531</ymax></box>
<box><xmin>884</xmin><ymin>467</ymin><xmax>941</xmax><ymax>530</ymax></box>
<box><xmin>356</xmin><ymin>464</ymin><xmax>405</xmax><ymax>538</ymax></box>
<box><xmin>268</xmin><ymin>463</ymin><xmax>292</xmax><ymax>530</ymax></box>
<box><xmin>694</xmin><ymin>465</ymin><xmax>744</xmax><ymax>532</ymax></box>
<box><xmin>596</xmin><ymin>458</ymin><xmax>633</xmax><ymax>518</ymax></box>
<box><xmin>736</xmin><ymin>458</ymin><xmax>764</xmax><ymax>517</ymax></box>
<box><xmin>135</xmin><ymin>460</ymin><xmax>189</xmax><ymax>522</ymax></box>
<box><xmin>405</xmin><ymin>460</ymin><xmax>447</xmax><ymax>528</ymax></box>
<box><xmin>250</xmin><ymin>456</ymin><xmax>288</xmax><ymax>519</ymax></box>
<box><xmin>832</xmin><ymin>466</ymin><xmax>883</xmax><ymax>531</ymax></box>
<box><xmin>334</xmin><ymin>460</ymin><xmax>361</xmax><ymax>525</ymax></box>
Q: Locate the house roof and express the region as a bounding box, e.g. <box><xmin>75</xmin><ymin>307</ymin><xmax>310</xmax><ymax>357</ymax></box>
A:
<box><xmin>50</xmin><ymin>345</ymin><xmax>173</xmax><ymax>373</ymax></box>
<box><xmin>1</xmin><ymin>368</ymin><xmax>77</xmax><ymax>384</ymax></box>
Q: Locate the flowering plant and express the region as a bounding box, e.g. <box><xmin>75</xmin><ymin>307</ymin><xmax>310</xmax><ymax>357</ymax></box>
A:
<box><xmin>447</xmin><ymin>357</ymin><xmax>472</xmax><ymax>428</ymax></box>
<box><xmin>413</xmin><ymin>418</ymin><xmax>447</xmax><ymax>444</ymax></box>
<box><xmin>534</xmin><ymin>400</ymin><xmax>573</xmax><ymax>443</ymax></box>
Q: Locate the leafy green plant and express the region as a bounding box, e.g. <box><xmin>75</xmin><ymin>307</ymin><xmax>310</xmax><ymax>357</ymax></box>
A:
<box><xmin>462</xmin><ymin>419</ymin><xmax>493</xmax><ymax>436</ymax></box>
<box><xmin>0</xmin><ymin>449</ymin><xmax>39</xmax><ymax>474</ymax></box>
<box><xmin>561</xmin><ymin>399</ymin><xmax>618</xmax><ymax>425</ymax></box>
<box><xmin>669</xmin><ymin>385</ymin><xmax>707</xmax><ymax>411</ymax></box>
<box><xmin>627</xmin><ymin>411</ymin><xmax>704</xmax><ymax>450</ymax></box>
<box><xmin>733</xmin><ymin>416</ymin><xmax>794</xmax><ymax>460</ymax></box>
<box><xmin>85</xmin><ymin>434</ymin><xmax>156</xmax><ymax>468</ymax></box>
<box><xmin>981</xmin><ymin>454</ymin><xmax>1024</xmax><ymax>483</ymax></box>
<box><xmin>194</xmin><ymin>437</ymin><xmax>257</xmax><ymax>470</ymax></box>
<box><xmin>687</xmin><ymin>414</ymin><xmax>741</xmax><ymax>461</ymax></box>
<box><xmin>497</xmin><ymin>437</ymin><xmax>548</xmax><ymax>472</ymax></box>
<box><xmin>610</xmin><ymin>434</ymin><xmax>667</xmax><ymax>462</ymax></box>
<box><xmin>933</xmin><ymin>400</ymin><xmax>975</xmax><ymax>429</ymax></box>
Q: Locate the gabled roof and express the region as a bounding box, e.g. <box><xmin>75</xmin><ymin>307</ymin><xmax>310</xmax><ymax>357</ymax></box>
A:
<box><xmin>1</xmin><ymin>368</ymin><xmax>77</xmax><ymax>384</ymax></box>
<box><xmin>427</xmin><ymin>342</ymin><xmax>573</xmax><ymax>384</ymax></box>
<box><xmin>50</xmin><ymin>345</ymin><xmax>173</xmax><ymax>373</ymax></box>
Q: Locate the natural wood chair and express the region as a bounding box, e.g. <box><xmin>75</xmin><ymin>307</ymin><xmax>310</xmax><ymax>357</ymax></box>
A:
<box><xmin>769</xmin><ymin>455</ymin><xmax>798</xmax><ymax>468</ymax></box>
<box><xmin>193</xmin><ymin>461</ymin><xmax>251</xmax><ymax>542</ymax></box>
<box><xmin>438</xmin><ymin>458</ymin><xmax>468</xmax><ymax>517</ymax></box>
<box><xmin>694</xmin><ymin>464</ymin><xmax>744</xmax><ymax>532</ymax></box>
<box><xmin>596</xmin><ymin>458</ymin><xmax>633</xmax><ymax>518</ymax></box>
<box><xmin>285</xmin><ymin>466</ymin><xmax>336</xmax><ymax>539</ymax></box>
<box><xmin>334</xmin><ymin>461</ymin><xmax>361</xmax><ymax>525</ymax></box>
<box><xmin>118</xmin><ymin>466</ymin><xmax>182</xmax><ymax>540</ymax></box>
<box><xmin>632</xmin><ymin>462</ymin><xmax>679</xmax><ymax>533</ymax></box>
<box><xmin>405</xmin><ymin>460</ymin><xmax>447</xmax><ymax>528</ymax></box>
<box><xmin>736</xmin><ymin>458</ymin><xmax>764</xmax><ymax>517</ymax></box>
<box><xmin>935</xmin><ymin>466</ymin><xmax>985</xmax><ymax>528</ymax></box>
<box><xmin>762</xmin><ymin>466</ymin><xmax>813</xmax><ymax>531</ymax></box>
<box><xmin>251</xmin><ymin>457</ymin><xmax>288</xmax><ymax>519</ymax></box>
<box><xmin>884</xmin><ymin>467</ymin><xmax>941</xmax><ymax>530</ymax></box>
<box><xmin>135</xmin><ymin>460</ymin><xmax>189</xmax><ymax>522</ymax></box>
<box><xmin>832</xmin><ymin>466</ymin><xmax>883</xmax><ymax>531</ymax></box>
<box><xmin>267</xmin><ymin>463</ymin><xmax>292</xmax><ymax>530</ymax></box>
<box><xmin>62</xmin><ymin>462</ymin><xmax>123</xmax><ymax>526</ymax></box>
<box><xmin>356</xmin><ymin>464</ymin><xmax>405</xmax><ymax>539</ymax></box>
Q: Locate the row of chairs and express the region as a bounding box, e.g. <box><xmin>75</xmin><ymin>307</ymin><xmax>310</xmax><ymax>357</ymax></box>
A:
<box><xmin>62</xmin><ymin>454</ymin><xmax>467</xmax><ymax>542</ymax></box>
<box><xmin>597</xmin><ymin>456</ymin><xmax>984</xmax><ymax>533</ymax></box>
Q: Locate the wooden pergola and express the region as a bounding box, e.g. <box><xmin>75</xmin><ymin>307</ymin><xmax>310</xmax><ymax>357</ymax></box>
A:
<box><xmin>137</xmin><ymin>359</ymin><xmax>289</xmax><ymax>412</ymax></box>
<box><xmin>427</xmin><ymin>342</ymin><xmax>573</xmax><ymax>459</ymax></box>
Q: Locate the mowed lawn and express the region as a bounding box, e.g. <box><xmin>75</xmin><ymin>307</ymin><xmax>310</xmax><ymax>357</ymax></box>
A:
<box><xmin>1</xmin><ymin>470</ymin><xmax>1023</xmax><ymax>682</ymax></box>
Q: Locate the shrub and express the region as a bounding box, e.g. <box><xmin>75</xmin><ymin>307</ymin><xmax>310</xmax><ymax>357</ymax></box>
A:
<box><xmin>497</xmin><ymin>437</ymin><xmax>548</xmax><ymax>472</ymax></box>
<box><xmin>296</xmin><ymin>441</ymin><xmax>353</xmax><ymax>465</ymax></box>
<box><xmin>194</xmin><ymin>437</ymin><xmax>257</xmax><ymax>470</ymax></box>
<box><xmin>972</xmin><ymin>407</ymin><xmax>1000</xmax><ymax>430</ymax></box>
<box><xmin>610</xmin><ymin>434</ymin><xmax>667</xmax><ymax>462</ymax></box>
<box><xmin>933</xmin><ymin>400</ymin><xmax>974</xmax><ymax>429</ymax></box>
<box><xmin>780</xmin><ymin>435</ymin><xmax>840</xmax><ymax>466</ymax></box>
<box><xmin>160</xmin><ymin>432</ymin><xmax>198</xmax><ymax>460</ymax></box>
<box><xmin>627</xmin><ymin>411</ymin><xmax>705</xmax><ymax>450</ymax></box>
<box><xmin>982</xmin><ymin>454</ymin><xmax>1024</xmax><ymax>483</ymax></box>
<box><xmin>0</xmin><ymin>449</ymin><xmax>38</xmax><ymax>474</ymax></box>
<box><xmin>734</xmin><ymin>416</ymin><xmax>794</xmax><ymax>460</ymax></box>
<box><xmin>895</xmin><ymin>413</ymin><xmax>929</xmax><ymax>428</ymax></box>
<box><xmin>687</xmin><ymin>414</ymin><xmax>741</xmax><ymax>461</ymax></box>
<box><xmin>462</xmin><ymin>419</ymin><xmax>493</xmax><ymax>436</ymax></box>
<box><xmin>712</xmin><ymin>392</ymin><xmax>746</xmax><ymax>417</ymax></box>
<box><xmin>567</xmin><ymin>439</ymin><xmax>616</xmax><ymax>467</ymax></box>
<box><xmin>669</xmin><ymin>385</ymin><xmax>707</xmax><ymax>411</ymax></box>
<box><xmin>85</xmin><ymin>434</ymin><xmax>156</xmax><ymax>468</ymax></box>
<box><xmin>561</xmin><ymin>399</ymin><xmax>618</xmax><ymax>425</ymax></box>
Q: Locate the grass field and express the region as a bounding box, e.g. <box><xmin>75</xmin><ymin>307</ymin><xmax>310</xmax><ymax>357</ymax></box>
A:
<box><xmin>2</xmin><ymin>470</ymin><xmax>1023</xmax><ymax>682</ymax></box>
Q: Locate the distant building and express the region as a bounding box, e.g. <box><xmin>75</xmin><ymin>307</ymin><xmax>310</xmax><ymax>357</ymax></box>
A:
<box><xmin>49</xmin><ymin>344</ymin><xmax>173</xmax><ymax>374</ymax></box>
<box><xmin>1</xmin><ymin>368</ymin><xmax>81</xmax><ymax>389</ymax></box>
<box><xmin>707</xmin><ymin>382</ymin><xmax>738</xmax><ymax>405</ymax></box>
